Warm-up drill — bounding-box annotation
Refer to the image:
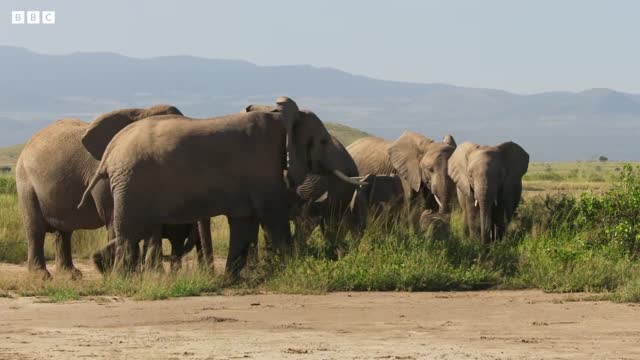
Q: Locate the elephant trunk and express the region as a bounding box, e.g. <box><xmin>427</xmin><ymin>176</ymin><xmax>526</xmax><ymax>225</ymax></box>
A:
<box><xmin>431</xmin><ymin>173</ymin><xmax>455</xmax><ymax>214</ymax></box>
<box><xmin>475</xmin><ymin>181</ymin><xmax>498</xmax><ymax>247</ymax></box>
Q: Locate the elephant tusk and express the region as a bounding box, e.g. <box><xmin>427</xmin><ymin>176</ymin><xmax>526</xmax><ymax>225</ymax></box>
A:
<box><xmin>474</xmin><ymin>199</ymin><xmax>479</xmax><ymax>208</ymax></box>
<box><xmin>333</xmin><ymin>169</ymin><xmax>368</xmax><ymax>186</ymax></box>
<box><xmin>314</xmin><ymin>191</ymin><xmax>328</xmax><ymax>203</ymax></box>
<box><xmin>433</xmin><ymin>194</ymin><xmax>443</xmax><ymax>208</ymax></box>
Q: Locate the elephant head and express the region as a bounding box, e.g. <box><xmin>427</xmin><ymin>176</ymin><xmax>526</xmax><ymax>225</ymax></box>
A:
<box><xmin>387</xmin><ymin>131</ymin><xmax>457</xmax><ymax>213</ymax></box>
<box><xmin>81</xmin><ymin>104</ymin><xmax>183</xmax><ymax>160</ymax></box>
<box><xmin>244</xmin><ymin>98</ymin><xmax>365</xmax><ymax>189</ymax></box>
<box><xmin>448</xmin><ymin>141</ymin><xmax>529</xmax><ymax>245</ymax></box>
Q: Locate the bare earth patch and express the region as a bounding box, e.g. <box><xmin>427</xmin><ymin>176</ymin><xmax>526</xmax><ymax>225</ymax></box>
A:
<box><xmin>0</xmin><ymin>285</ymin><xmax>639</xmax><ymax>359</ymax></box>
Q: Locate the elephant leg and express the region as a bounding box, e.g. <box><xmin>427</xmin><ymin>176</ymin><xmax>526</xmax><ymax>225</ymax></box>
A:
<box><xmin>226</xmin><ymin>216</ymin><xmax>259</xmax><ymax>278</ymax></box>
<box><xmin>247</xmin><ymin>232</ymin><xmax>261</xmax><ymax>266</ymax></box>
<box><xmin>169</xmin><ymin>235</ymin><xmax>184</xmax><ymax>272</ymax></box>
<box><xmin>189</xmin><ymin>225</ymin><xmax>203</xmax><ymax>265</ymax></box>
<box><xmin>111</xmin><ymin>219</ymin><xmax>141</xmax><ymax>274</ymax></box>
<box><xmin>20</xmin><ymin>187</ymin><xmax>50</xmax><ymax>278</ymax></box>
<box><xmin>113</xmin><ymin>236</ymin><xmax>140</xmax><ymax>274</ymax></box>
<box><xmin>110</xmin><ymin>193</ymin><xmax>144</xmax><ymax>274</ymax></box>
<box><xmin>503</xmin><ymin>181</ymin><xmax>522</xmax><ymax>225</ymax></box>
<box><xmin>181</xmin><ymin>225</ymin><xmax>198</xmax><ymax>254</ymax></box>
<box><xmin>54</xmin><ymin>230</ymin><xmax>82</xmax><ymax>279</ymax></box>
<box><xmin>260</xmin><ymin>201</ymin><xmax>292</xmax><ymax>260</ymax></box>
<box><xmin>493</xmin><ymin>198</ymin><xmax>506</xmax><ymax>241</ymax></box>
<box><xmin>144</xmin><ymin>226</ymin><xmax>163</xmax><ymax>272</ymax></box>
<box><xmin>93</xmin><ymin>239</ymin><xmax>116</xmax><ymax>274</ymax></box>
<box><xmin>197</xmin><ymin>219</ymin><xmax>214</xmax><ymax>271</ymax></box>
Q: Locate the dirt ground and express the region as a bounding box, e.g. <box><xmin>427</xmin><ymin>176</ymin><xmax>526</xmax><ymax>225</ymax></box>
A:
<box><xmin>1</xmin><ymin>264</ymin><xmax>640</xmax><ymax>359</ymax></box>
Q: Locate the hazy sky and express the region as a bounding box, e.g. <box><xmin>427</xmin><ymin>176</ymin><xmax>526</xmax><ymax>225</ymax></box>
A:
<box><xmin>2</xmin><ymin>0</ymin><xmax>638</xmax><ymax>94</ymax></box>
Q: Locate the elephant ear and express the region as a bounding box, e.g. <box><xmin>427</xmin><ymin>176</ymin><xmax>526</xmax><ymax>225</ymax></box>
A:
<box><xmin>81</xmin><ymin>105</ymin><xmax>182</xmax><ymax>160</ymax></box>
<box><xmin>388</xmin><ymin>131</ymin><xmax>433</xmax><ymax>192</ymax></box>
<box><xmin>447</xmin><ymin>142</ymin><xmax>479</xmax><ymax>198</ymax></box>
<box><xmin>497</xmin><ymin>141</ymin><xmax>529</xmax><ymax>178</ymax></box>
<box><xmin>442</xmin><ymin>134</ymin><xmax>457</xmax><ymax>147</ymax></box>
<box><xmin>244</xmin><ymin>104</ymin><xmax>277</xmax><ymax>113</ymax></box>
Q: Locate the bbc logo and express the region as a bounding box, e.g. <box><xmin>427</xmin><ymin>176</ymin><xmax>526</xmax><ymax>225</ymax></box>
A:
<box><xmin>11</xmin><ymin>11</ymin><xmax>55</xmax><ymax>24</ymax></box>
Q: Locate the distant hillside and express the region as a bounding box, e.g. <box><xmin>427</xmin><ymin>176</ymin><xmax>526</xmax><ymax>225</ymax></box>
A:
<box><xmin>0</xmin><ymin>144</ymin><xmax>24</xmax><ymax>167</ymax></box>
<box><xmin>1</xmin><ymin>46</ymin><xmax>640</xmax><ymax>160</ymax></box>
<box><xmin>325</xmin><ymin>123</ymin><xmax>369</xmax><ymax>146</ymax></box>
<box><xmin>0</xmin><ymin>123</ymin><xmax>366</xmax><ymax>167</ymax></box>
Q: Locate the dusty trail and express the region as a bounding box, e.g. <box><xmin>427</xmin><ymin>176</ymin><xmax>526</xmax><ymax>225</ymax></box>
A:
<box><xmin>1</xmin><ymin>288</ymin><xmax>639</xmax><ymax>359</ymax></box>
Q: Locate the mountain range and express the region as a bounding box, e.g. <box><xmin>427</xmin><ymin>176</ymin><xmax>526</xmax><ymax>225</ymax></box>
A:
<box><xmin>1</xmin><ymin>45</ymin><xmax>639</xmax><ymax>161</ymax></box>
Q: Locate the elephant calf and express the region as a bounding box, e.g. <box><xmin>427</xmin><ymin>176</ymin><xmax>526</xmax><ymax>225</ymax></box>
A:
<box><xmin>349</xmin><ymin>174</ymin><xmax>406</xmax><ymax>232</ymax></box>
<box><xmin>93</xmin><ymin>223</ymin><xmax>202</xmax><ymax>273</ymax></box>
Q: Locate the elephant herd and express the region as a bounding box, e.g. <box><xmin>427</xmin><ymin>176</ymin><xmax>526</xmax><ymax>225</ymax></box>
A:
<box><xmin>15</xmin><ymin>97</ymin><xmax>529</xmax><ymax>279</ymax></box>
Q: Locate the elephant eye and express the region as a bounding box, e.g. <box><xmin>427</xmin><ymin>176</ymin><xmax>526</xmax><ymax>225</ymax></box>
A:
<box><xmin>320</xmin><ymin>138</ymin><xmax>328</xmax><ymax>146</ymax></box>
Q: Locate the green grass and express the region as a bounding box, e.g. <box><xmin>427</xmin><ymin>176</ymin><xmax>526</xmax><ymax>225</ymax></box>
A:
<box><xmin>522</xmin><ymin>161</ymin><xmax>630</xmax><ymax>198</ymax></box>
<box><xmin>0</xmin><ymin>269</ymin><xmax>222</xmax><ymax>302</ymax></box>
<box><xmin>2</xmin><ymin>164</ymin><xmax>640</xmax><ymax>302</ymax></box>
<box><xmin>267</xmin><ymin>215</ymin><xmax>498</xmax><ymax>293</ymax></box>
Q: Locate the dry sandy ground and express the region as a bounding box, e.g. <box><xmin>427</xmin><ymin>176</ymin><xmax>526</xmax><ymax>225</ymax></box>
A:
<box><xmin>1</xmin><ymin>288</ymin><xmax>639</xmax><ymax>360</ymax></box>
<box><xmin>0</xmin><ymin>262</ymin><xmax>639</xmax><ymax>359</ymax></box>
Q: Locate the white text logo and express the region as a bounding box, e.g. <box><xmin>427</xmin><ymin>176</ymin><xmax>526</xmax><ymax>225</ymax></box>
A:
<box><xmin>11</xmin><ymin>11</ymin><xmax>55</xmax><ymax>25</ymax></box>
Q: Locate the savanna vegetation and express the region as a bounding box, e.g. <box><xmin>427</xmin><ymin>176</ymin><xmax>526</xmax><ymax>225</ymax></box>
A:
<box><xmin>1</xmin><ymin>162</ymin><xmax>640</xmax><ymax>302</ymax></box>
<box><xmin>0</xmin><ymin>132</ymin><xmax>639</xmax><ymax>302</ymax></box>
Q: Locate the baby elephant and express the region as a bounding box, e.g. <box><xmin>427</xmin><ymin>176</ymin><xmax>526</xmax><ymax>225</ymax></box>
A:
<box><xmin>349</xmin><ymin>174</ymin><xmax>406</xmax><ymax>233</ymax></box>
<box><xmin>93</xmin><ymin>224</ymin><xmax>202</xmax><ymax>273</ymax></box>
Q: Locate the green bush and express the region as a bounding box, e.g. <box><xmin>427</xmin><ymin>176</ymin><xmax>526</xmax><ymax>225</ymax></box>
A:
<box><xmin>576</xmin><ymin>165</ymin><xmax>640</xmax><ymax>256</ymax></box>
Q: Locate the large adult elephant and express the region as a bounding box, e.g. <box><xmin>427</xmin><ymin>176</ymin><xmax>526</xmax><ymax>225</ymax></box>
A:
<box><xmin>78</xmin><ymin>97</ymin><xmax>365</xmax><ymax>276</ymax></box>
<box><xmin>448</xmin><ymin>141</ymin><xmax>529</xmax><ymax>247</ymax></box>
<box><xmin>347</xmin><ymin>131</ymin><xmax>457</xmax><ymax>227</ymax></box>
<box><xmin>244</xmin><ymin>104</ymin><xmax>362</xmax><ymax>255</ymax></box>
<box><xmin>15</xmin><ymin>105</ymin><xmax>205</xmax><ymax>278</ymax></box>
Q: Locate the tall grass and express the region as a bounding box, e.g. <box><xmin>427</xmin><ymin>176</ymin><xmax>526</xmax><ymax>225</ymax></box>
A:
<box><xmin>2</xmin><ymin>165</ymin><xmax>640</xmax><ymax>302</ymax></box>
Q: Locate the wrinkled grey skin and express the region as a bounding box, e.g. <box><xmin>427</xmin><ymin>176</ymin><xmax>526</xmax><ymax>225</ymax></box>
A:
<box><xmin>347</xmin><ymin>132</ymin><xmax>457</xmax><ymax>229</ymax></box>
<box><xmin>448</xmin><ymin>141</ymin><xmax>529</xmax><ymax>249</ymax></box>
<box><xmin>244</xmin><ymin>105</ymin><xmax>361</xmax><ymax>253</ymax></box>
<box><xmin>15</xmin><ymin>105</ymin><xmax>192</xmax><ymax>278</ymax></box>
<box><xmin>79</xmin><ymin>97</ymin><xmax>365</xmax><ymax>277</ymax></box>
<box><xmin>349</xmin><ymin>174</ymin><xmax>405</xmax><ymax>232</ymax></box>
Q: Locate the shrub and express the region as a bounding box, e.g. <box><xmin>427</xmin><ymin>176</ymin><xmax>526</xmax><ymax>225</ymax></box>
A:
<box><xmin>576</xmin><ymin>165</ymin><xmax>640</xmax><ymax>257</ymax></box>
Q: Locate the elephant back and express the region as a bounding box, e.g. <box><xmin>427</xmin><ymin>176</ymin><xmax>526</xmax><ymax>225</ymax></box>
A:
<box><xmin>347</xmin><ymin>136</ymin><xmax>395</xmax><ymax>176</ymax></box>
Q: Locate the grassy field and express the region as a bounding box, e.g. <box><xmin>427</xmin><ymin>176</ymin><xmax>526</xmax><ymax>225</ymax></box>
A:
<box><xmin>523</xmin><ymin>161</ymin><xmax>624</xmax><ymax>197</ymax></box>
<box><xmin>1</xmin><ymin>162</ymin><xmax>639</xmax><ymax>302</ymax></box>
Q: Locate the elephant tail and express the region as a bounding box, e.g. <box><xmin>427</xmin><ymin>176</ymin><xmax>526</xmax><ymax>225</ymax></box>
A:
<box><xmin>77</xmin><ymin>164</ymin><xmax>106</xmax><ymax>210</ymax></box>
